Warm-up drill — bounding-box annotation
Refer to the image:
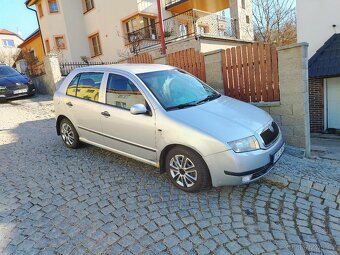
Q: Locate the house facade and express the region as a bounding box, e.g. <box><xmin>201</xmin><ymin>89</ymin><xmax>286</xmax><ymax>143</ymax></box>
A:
<box><xmin>297</xmin><ymin>0</ymin><xmax>340</xmax><ymax>133</ymax></box>
<box><xmin>25</xmin><ymin>0</ymin><xmax>254</xmax><ymax>62</ymax></box>
<box><xmin>0</xmin><ymin>29</ymin><xmax>23</xmax><ymax>66</ymax></box>
<box><xmin>17</xmin><ymin>29</ymin><xmax>45</xmax><ymax>76</ymax></box>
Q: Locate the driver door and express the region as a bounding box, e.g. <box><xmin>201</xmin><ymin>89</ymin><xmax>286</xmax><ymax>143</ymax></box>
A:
<box><xmin>99</xmin><ymin>73</ymin><xmax>157</xmax><ymax>163</ymax></box>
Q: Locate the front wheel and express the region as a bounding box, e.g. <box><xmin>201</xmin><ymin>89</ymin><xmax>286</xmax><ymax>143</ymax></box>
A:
<box><xmin>60</xmin><ymin>118</ymin><xmax>80</xmax><ymax>149</ymax></box>
<box><xmin>166</xmin><ymin>147</ymin><xmax>211</xmax><ymax>192</ymax></box>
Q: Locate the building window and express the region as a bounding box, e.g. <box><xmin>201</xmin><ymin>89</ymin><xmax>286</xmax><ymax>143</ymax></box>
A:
<box><xmin>37</xmin><ymin>3</ymin><xmax>44</xmax><ymax>17</ymax></box>
<box><xmin>48</xmin><ymin>0</ymin><xmax>59</xmax><ymax>13</ymax></box>
<box><xmin>83</xmin><ymin>0</ymin><xmax>94</xmax><ymax>13</ymax></box>
<box><xmin>246</xmin><ymin>15</ymin><xmax>250</xmax><ymax>24</ymax></box>
<box><xmin>2</xmin><ymin>39</ymin><xmax>15</xmax><ymax>47</ymax></box>
<box><xmin>89</xmin><ymin>33</ymin><xmax>102</xmax><ymax>57</ymax></box>
<box><xmin>45</xmin><ymin>39</ymin><xmax>51</xmax><ymax>52</ymax></box>
<box><xmin>55</xmin><ymin>35</ymin><xmax>66</xmax><ymax>49</ymax></box>
<box><xmin>124</xmin><ymin>16</ymin><xmax>157</xmax><ymax>43</ymax></box>
<box><xmin>241</xmin><ymin>0</ymin><xmax>246</xmax><ymax>9</ymax></box>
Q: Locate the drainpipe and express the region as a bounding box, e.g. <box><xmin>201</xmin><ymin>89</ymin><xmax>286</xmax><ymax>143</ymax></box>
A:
<box><xmin>157</xmin><ymin>0</ymin><xmax>166</xmax><ymax>55</ymax></box>
<box><xmin>26</xmin><ymin>3</ymin><xmax>46</xmax><ymax>55</ymax></box>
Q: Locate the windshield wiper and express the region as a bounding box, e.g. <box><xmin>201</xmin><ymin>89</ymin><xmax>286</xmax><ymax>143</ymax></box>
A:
<box><xmin>196</xmin><ymin>94</ymin><xmax>221</xmax><ymax>105</ymax></box>
<box><xmin>166</xmin><ymin>101</ymin><xmax>198</xmax><ymax>111</ymax></box>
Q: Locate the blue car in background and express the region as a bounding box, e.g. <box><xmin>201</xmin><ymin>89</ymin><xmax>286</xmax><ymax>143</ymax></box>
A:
<box><xmin>0</xmin><ymin>65</ymin><xmax>36</xmax><ymax>101</ymax></box>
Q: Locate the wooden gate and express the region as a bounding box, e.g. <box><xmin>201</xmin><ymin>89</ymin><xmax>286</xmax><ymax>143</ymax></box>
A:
<box><xmin>167</xmin><ymin>48</ymin><xmax>206</xmax><ymax>82</ymax></box>
<box><xmin>221</xmin><ymin>43</ymin><xmax>280</xmax><ymax>102</ymax></box>
<box><xmin>128</xmin><ymin>53</ymin><xmax>154</xmax><ymax>64</ymax></box>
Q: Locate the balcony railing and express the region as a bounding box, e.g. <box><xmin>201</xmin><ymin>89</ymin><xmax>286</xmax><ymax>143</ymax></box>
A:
<box><xmin>125</xmin><ymin>9</ymin><xmax>237</xmax><ymax>53</ymax></box>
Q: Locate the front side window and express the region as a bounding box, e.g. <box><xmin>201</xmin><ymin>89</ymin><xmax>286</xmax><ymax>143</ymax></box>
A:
<box><xmin>138</xmin><ymin>69</ymin><xmax>220</xmax><ymax>110</ymax></box>
<box><xmin>2</xmin><ymin>39</ymin><xmax>15</xmax><ymax>47</ymax></box>
<box><xmin>66</xmin><ymin>72</ymin><xmax>103</xmax><ymax>102</ymax></box>
<box><xmin>48</xmin><ymin>0</ymin><xmax>59</xmax><ymax>13</ymax></box>
<box><xmin>106</xmin><ymin>74</ymin><xmax>145</xmax><ymax>110</ymax></box>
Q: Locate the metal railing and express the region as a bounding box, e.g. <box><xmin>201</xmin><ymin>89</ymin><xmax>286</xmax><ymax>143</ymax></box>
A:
<box><xmin>125</xmin><ymin>9</ymin><xmax>237</xmax><ymax>53</ymax></box>
<box><xmin>59</xmin><ymin>61</ymin><xmax>117</xmax><ymax>76</ymax></box>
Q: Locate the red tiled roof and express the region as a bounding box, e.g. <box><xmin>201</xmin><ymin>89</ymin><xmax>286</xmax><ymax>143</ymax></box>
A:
<box><xmin>0</xmin><ymin>29</ymin><xmax>17</xmax><ymax>36</ymax></box>
<box><xmin>0</xmin><ymin>29</ymin><xmax>23</xmax><ymax>40</ymax></box>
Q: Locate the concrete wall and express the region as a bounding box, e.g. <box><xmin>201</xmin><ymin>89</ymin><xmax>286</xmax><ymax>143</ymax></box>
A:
<box><xmin>297</xmin><ymin>0</ymin><xmax>340</xmax><ymax>58</ymax></box>
<box><xmin>32</xmin><ymin>54</ymin><xmax>63</xmax><ymax>95</ymax></box>
<box><xmin>256</xmin><ymin>43</ymin><xmax>311</xmax><ymax>155</ymax></box>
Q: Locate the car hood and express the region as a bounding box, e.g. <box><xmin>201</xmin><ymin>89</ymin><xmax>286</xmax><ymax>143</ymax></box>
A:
<box><xmin>167</xmin><ymin>95</ymin><xmax>272</xmax><ymax>142</ymax></box>
<box><xmin>0</xmin><ymin>75</ymin><xmax>28</xmax><ymax>86</ymax></box>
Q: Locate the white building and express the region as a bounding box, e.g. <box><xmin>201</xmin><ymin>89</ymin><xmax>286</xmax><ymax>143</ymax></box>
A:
<box><xmin>0</xmin><ymin>29</ymin><xmax>23</xmax><ymax>66</ymax></box>
<box><xmin>25</xmin><ymin>0</ymin><xmax>254</xmax><ymax>62</ymax></box>
<box><xmin>297</xmin><ymin>0</ymin><xmax>340</xmax><ymax>58</ymax></box>
<box><xmin>297</xmin><ymin>0</ymin><xmax>340</xmax><ymax>133</ymax></box>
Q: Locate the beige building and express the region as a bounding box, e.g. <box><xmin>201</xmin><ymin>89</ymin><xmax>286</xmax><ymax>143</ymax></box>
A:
<box><xmin>0</xmin><ymin>29</ymin><xmax>23</xmax><ymax>66</ymax></box>
<box><xmin>25</xmin><ymin>0</ymin><xmax>254</xmax><ymax>62</ymax></box>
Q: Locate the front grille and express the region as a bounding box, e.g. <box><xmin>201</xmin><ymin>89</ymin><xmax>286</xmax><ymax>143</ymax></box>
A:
<box><xmin>260</xmin><ymin>122</ymin><xmax>279</xmax><ymax>147</ymax></box>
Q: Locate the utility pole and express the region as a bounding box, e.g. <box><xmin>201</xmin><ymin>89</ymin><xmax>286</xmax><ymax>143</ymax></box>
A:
<box><xmin>157</xmin><ymin>0</ymin><xmax>166</xmax><ymax>55</ymax></box>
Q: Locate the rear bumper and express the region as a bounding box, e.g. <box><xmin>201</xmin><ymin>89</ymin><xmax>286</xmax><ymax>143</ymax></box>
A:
<box><xmin>204</xmin><ymin>135</ymin><xmax>284</xmax><ymax>187</ymax></box>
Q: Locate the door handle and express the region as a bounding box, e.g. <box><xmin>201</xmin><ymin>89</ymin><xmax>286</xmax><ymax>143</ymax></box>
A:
<box><xmin>101</xmin><ymin>111</ymin><xmax>111</xmax><ymax>117</ymax></box>
<box><xmin>66</xmin><ymin>102</ymin><xmax>73</xmax><ymax>107</ymax></box>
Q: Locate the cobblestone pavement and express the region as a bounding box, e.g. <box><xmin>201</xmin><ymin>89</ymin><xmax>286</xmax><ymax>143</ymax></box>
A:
<box><xmin>0</xmin><ymin>96</ymin><xmax>339</xmax><ymax>255</ymax></box>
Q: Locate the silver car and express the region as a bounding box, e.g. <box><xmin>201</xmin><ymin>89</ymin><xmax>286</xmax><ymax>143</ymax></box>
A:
<box><xmin>54</xmin><ymin>64</ymin><xmax>284</xmax><ymax>192</ymax></box>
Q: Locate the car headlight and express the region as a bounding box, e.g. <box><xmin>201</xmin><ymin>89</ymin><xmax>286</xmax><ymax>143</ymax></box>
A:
<box><xmin>228</xmin><ymin>136</ymin><xmax>260</xmax><ymax>153</ymax></box>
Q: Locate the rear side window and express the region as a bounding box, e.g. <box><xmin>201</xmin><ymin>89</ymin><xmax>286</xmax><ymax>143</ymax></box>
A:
<box><xmin>106</xmin><ymin>74</ymin><xmax>145</xmax><ymax>110</ymax></box>
<box><xmin>66</xmin><ymin>72</ymin><xmax>104</xmax><ymax>102</ymax></box>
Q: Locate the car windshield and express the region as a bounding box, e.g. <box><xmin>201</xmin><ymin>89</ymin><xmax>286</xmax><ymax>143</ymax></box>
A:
<box><xmin>0</xmin><ymin>66</ymin><xmax>20</xmax><ymax>78</ymax></box>
<box><xmin>137</xmin><ymin>69</ymin><xmax>220</xmax><ymax>110</ymax></box>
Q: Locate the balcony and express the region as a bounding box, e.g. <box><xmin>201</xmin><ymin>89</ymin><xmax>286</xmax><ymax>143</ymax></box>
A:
<box><xmin>125</xmin><ymin>9</ymin><xmax>237</xmax><ymax>53</ymax></box>
<box><xmin>165</xmin><ymin>0</ymin><xmax>229</xmax><ymax>13</ymax></box>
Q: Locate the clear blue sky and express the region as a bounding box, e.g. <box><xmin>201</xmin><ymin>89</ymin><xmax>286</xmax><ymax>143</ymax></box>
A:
<box><xmin>0</xmin><ymin>0</ymin><xmax>38</xmax><ymax>39</ymax></box>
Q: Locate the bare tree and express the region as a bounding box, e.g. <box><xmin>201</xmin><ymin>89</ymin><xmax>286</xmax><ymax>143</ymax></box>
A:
<box><xmin>253</xmin><ymin>0</ymin><xmax>296</xmax><ymax>46</ymax></box>
<box><xmin>116</xmin><ymin>29</ymin><xmax>144</xmax><ymax>58</ymax></box>
<box><xmin>0</xmin><ymin>48</ymin><xmax>20</xmax><ymax>66</ymax></box>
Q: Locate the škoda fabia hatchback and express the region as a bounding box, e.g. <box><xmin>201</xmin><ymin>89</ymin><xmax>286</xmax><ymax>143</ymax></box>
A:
<box><xmin>54</xmin><ymin>64</ymin><xmax>284</xmax><ymax>192</ymax></box>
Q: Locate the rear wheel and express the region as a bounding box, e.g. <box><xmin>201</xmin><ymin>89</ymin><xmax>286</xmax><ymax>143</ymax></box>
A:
<box><xmin>60</xmin><ymin>118</ymin><xmax>80</xmax><ymax>149</ymax></box>
<box><xmin>166</xmin><ymin>147</ymin><xmax>211</xmax><ymax>192</ymax></box>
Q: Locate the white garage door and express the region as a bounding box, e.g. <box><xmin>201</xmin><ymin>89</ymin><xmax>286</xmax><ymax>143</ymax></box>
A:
<box><xmin>326</xmin><ymin>77</ymin><xmax>340</xmax><ymax>129</ymax></box>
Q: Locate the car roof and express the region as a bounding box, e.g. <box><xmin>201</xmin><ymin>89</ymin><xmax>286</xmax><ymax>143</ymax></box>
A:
<box><xmin>73</xmin><ymin>64</ymin><xmax>176</xmax><ymax>75</ymax></box>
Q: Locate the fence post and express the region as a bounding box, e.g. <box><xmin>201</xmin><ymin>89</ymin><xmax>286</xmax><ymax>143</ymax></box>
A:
<box><xmin>277</xmin><ymin>43</ymin><xmax>311</xmax><ymax>157</ymax></box>
<box><xmin>43</xmin><ymin>54</ymin><xmax>62</xmax><ymax>95</ymax></box>
<box><xmin>204</xmin><ymin>49</ymin><xmax>224</xmax><ymax>94</ymax></box>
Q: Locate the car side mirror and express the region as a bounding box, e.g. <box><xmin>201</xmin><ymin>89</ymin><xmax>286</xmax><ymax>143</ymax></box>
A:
<box><xmin>130</xmin><ymin>104</ymin><xmax>148</xmax><ymax>115</ymax></box>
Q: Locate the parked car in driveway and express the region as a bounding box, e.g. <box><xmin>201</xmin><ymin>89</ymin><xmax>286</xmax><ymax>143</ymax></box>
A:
<box><xmin>54</xmin><ymin>64</ymin><xmax>284</xmax><ymax>192</ymax></box>
<box><xmin>0</xmin><ymin>65</ymin><xmax>36</xmax><ymax>100</ymax></box>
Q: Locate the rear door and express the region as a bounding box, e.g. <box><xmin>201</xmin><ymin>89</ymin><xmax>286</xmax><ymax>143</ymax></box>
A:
<box><xmin>63</xmin><ymin>72</ymin><xmax>104</xmax><ymax>143</ymax></box>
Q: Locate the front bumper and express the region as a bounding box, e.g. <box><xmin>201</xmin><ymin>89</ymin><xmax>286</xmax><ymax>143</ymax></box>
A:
<box><xmin>0</xmin><ymin>85</ymin><xmax>36</xmax><ymax>100</ymax></box>
<box><xmin>204</xmin><ymin>135</ymin><xmax>284</xmax><ymax>187</ymax></box>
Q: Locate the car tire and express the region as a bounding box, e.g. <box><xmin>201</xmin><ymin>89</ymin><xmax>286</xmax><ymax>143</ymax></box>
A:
<box><xmin>60</xmin><ymin>118</ymin><xmax>80</xmax><ymax>149</ymax></box>
<box><xmin>166</xmin><ymin>146</ymin><xmax>211</xmax><ymax>193</ymax></box>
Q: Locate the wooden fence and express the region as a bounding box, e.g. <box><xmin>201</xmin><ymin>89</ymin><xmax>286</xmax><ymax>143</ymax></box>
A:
<box><xmin>221</xmin><ymin>43</ymin><xmax>280</xmax><ymax>102</ymax></box>
<box><xmin>167</xmin><ymin>49</ymin><xmax>206</xmax><ymax>82</ymax></box>
<box><xmin>128</xmin><ymin>53</ymin><xmax>154</xmax><ymax>64</ymax></box>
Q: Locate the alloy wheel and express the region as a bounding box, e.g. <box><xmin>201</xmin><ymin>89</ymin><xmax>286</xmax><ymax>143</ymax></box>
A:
<box><xmin>61</xmin><ymin>123</ymin><xmax>75</xmax><ymax>146</ymax></box>
<box><xmin>169</xmin><ymin>155</ymin><xmax>198</xmax><ymax>188</ymax></box>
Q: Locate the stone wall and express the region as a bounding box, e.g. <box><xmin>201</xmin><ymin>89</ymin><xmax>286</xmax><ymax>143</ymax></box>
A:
<box><xmin>257</xmin><ymin>43</ymin><xmax>311</xmax><ymax>156</ymax></box>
